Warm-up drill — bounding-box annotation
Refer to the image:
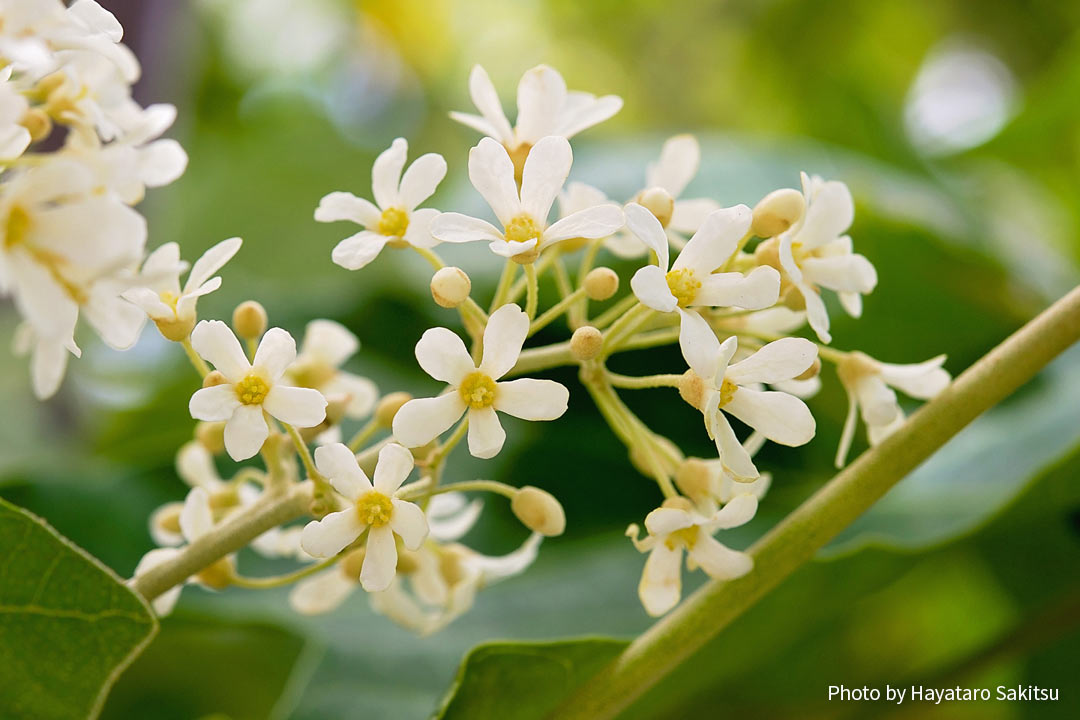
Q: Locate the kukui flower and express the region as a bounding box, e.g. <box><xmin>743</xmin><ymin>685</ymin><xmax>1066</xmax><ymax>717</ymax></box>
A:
<box><xmin>299</xmin><ymin>442</ymin><xmax>428</xmax><ymax>592</ymax></box>
<box><xmin>450</xmin><ymin>64</ymin><xmax>622</xmax><ymax>180</ymax></box>
<box><xmin>678</xmin><ymin>311</ymin><xmax>817</xmax><ymax>479</ymax></box>
<box><xmin>315</xmin><ymin>137</ymin><xmax>447</xmax><ymax>270</ymax></box>
<box><xmin>834</xmin><ymin>351</ymin><xmax>950</xmax><ymax>467</ymax></box>
<box><xmin>286</xmin><ymin>319</ymin><xmax>378</xmax><ymax>420</ymax></box>
<box><xmin>132</xmin><ymin>486</ymin><xmax>236</xmax><ymax>616</ymax></box>
<box><xmin>123</xmin><ymin>237</ymin><xmax>242</xmax><ymax>341</ymax></box>
<box><xmin>149</xmin><ymin>440</ymin><xmax>227</xmax><ymax>546</ymax></box>
<box><xmin>188</xmin><ymin>320</ymin><xmax>327</xmax><ymax>461</ymax></box>
<box><xmin>773</xmin><ymin>173</ymin><xmax>878</xmax><ymax>343</ymax></box>
<box><xmin>674</xmin><ymin>457</ymin><xmax>772</xmax><ymax>516</ymax></box>
<box><xmin>626</xmin><ymin>202</ymin><xmax>781</xmax><ymax>364</ymax></box>
<box><xmin>392</xmin><ymin>304</ymin><xmax>570</xmax><ymax>459</ymax></box>
<box><xmin>627</xmin><ymin>494</ymin><xmax>758</xmax><ymax>616</ymax></box>
<box><xmin>430</xmin><ymin>135</ymin><xmax>624</xmax><ymax>263</ymax></box>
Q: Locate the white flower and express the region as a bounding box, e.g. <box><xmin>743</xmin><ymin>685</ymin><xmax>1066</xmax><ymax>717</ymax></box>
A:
<box><xmin>627</xmin><ymin>495</ymin><xmax>757</xmax><ymax>616</ymax></box>
<box><xmin>430</xmin><ymin>136</ymin><xmax>624</xmax><ymax>262</ymax></box>
<box><xmin>777</xmin><ymin>173</ymin><xmax>877</xmax><ymax>343</ymax></box>
<box><xmin>12</xmin><ymin>322</ymin><xmax>76</xmax><ymax>400</ymax></box>
<box><xmin>132</xmin><ymin>486</ymin><xmax>235</xmax><ymax>616</ymax></box>
<box><xmin>149</xmin><ymin>440</ymin><xmax>227</xmax><ymax>546</ymax></box>
<box><xmin>835</xmin><ymin>351</ymin><xmax>950</xmax><ymax>467</ymax></box>
<box><xmin>299</xmin><ymin>442</ymin><xmax>428</xmax><ymax>592</ymax></box>
<box><xmin>450</xmin><ymin>64</ymin><xmax>621</xmax><ymax>163</ymax></box>
<box><xmin>315</xmin><ymin>137</ymin><xmax>446</xmax><ymax>270</ymax></box>
<box><xmin>391</xmin><ymin>304</ymin><xmax>570</xmax><ymax>459</ymax></box>
<box><xmin>627</xmin><ymin>202</ymin><xmax>780</xmax><ymax>364</ymax></box>
<box><xmin>188</xmin><ymin>320</ymin><xmax>327</xmax><ymax>461</ymax></box>
<box><xmin>679</xmin><ymin>312</ymin><xmax>817</xmax><ymax>479</ymax></box>
<box><xmin>123</xmin><ymin>237</ymin><xmax>242</xmax><ymax>341</ymax></box>
<box><xmin>0</xmin><ymin>79</ymin><xmax>31</xmax><ymax>160</ymax></box>
<box><xmin>286</xmin><ymin>319</ymin><xmax>378</xmax><ymax>419</ymax></box>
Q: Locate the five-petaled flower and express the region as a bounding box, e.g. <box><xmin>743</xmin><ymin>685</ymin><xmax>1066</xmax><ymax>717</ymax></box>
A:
<box><xmin>392</xmin><ymin>303</ymin><xmax>570</xmax><ymax>459</ymax></box>
<box><xmin>286</xmin><ymin>319</ymin><xmax>378</xmax><ymax>421</ymax></box>
<box><xmin>299</xmin><ymin>442</ymin><xmax>428</xmax><ymax>592</ymax></box>
<box><xmin>430</xmin><ymin>136</ymin><xmax>624</xmax><ymax>263</ymax></box>
<box><xmin>315</xmin><ymin>137</ymin><xmax>447</xmax><ymax>270</ymax></box>
<box><xmin>627</xmin><ymin>494</ymin><xmax>758</xmax><ymax>616</ymax></box>
<box><xmin>188</xmin><ymin>320</ymin><xmax>327</xmax><ymax>461</ymax></box>
<box><xmin>678</xmin><ymin>311</ymin><xmax>818</xmax><ymax>479</ymax></box>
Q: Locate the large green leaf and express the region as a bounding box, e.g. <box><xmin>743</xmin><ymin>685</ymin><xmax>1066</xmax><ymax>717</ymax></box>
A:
<box><xmin>0</xmin><ymin>498</ymin><xmax>158</xmax><ymax>720</ymax></box>
<box><xmin>433</xmin><ymin>638</ymin><xmax>629</xmax><ymax>720</ymax></box>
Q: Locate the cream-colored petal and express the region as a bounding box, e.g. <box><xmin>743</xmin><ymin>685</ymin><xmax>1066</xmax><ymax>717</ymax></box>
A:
<box><xmin>467</xmin><ymin>406</ymin><xmax>506</xmax><ymax>459</ymax></box>
<box><xmin>468</xmin><ymin>137</ymin><xmax>520</xmax><ymax>226</ymax></box>
<box><xmin>493</xmin><ymin>378</ymin><xmax>569</xmax><ymax>421</ymax></box>
<box><xmin>188</xmin><ymin>384</ymin><xmax>240</xmax><ymax>422</ymax></box>
<box><xmin>263</xmin><ymin>385</ymin><xmax>326</xmax><ymax>428</ymax></box>
<box><xmin>671</xmin><ymin>205</ymin><xmax>751</xmax><ymax>274</ymax></box>
<box><xmin>392</xmin><ymin>394</ymin><xmax>467</xmax><ymax>448</ymax></box>
<box><xmin>180</xmin><ymin>486</ymin><xmax>213</xmax><ymax>541</ymax></box>
<box><xmin>677</xmin><ymin>309</ymin><xmax>721</xmax><ymax>380</ymax></box>
<box><xmin>332</xmin><ymin>231</ymin><xmax>390</xmax><ymax>270</ymax></box>
<box><xmin>314</xmin><ymin>191</ymin><xmax>380</xmax><ymax>226</ymax></box>
<box><xmin>289</xmin><ymin>568</ymin><xmax>356</xmax><ymax>615</ymax></box>
<box><xmin>253</xmin><ymin>327</ymin><xmax>297</xmax><ymax>380</ymax></box>
<box><xmin>371</xmin><ymin>137</ymin><xmax>408</xmax><ymax>209</ymax></box>
<box><xmin>542</xmin><ymin>204</ymin><xmax>624</xmax><ymax>245</ymax></box>
<box><xmin>373</xmin><ymin>442</ymin><xmax>414</xmax><ymax>494</ymax></box>
<box><xmin>415</xmin><ymin>327</ymin><xmax>475</xmax><ymax>385</ymax></box>
<box><xmin>646</xmin><ymin>134</ymin><xmax>699</xmax><ymax>198</ymax></box>
<box><xmin>693</xmin><ymin>266</ymin><xmax>780</xmax><ymax>310</ymax></box>
<box><xmin>190</xmin><ymin>320</ymin><xmax>250</xmax><ymax>381</ymax></box>
<box><xmin>184</xmin><ymin>237</ymin><xmax>242</xmax><ymax>293</ymax></box>
<box><xmin>519</xmin><ymin>135</ymin><xmax>572</xmax><ymax>222</ymax></box>
<box><xmin>711</xmin><ymin>412</ymin><xmax>758</xmax><ymax>479</ymax></box>
<box><xmin>639</xmin><ymin>542</ymin><xmax>683</xmax><ymax>617</ymax></box>
<box><xmin>464</xmin><ymin>64</ymin><xmax>514</xmax><ymax>143</ymax></box>
<box><xmin>724</xmin><ymin>388</ymin><xmax>816</xmax><ymax>447</ymax></box>
<box><xmin>725</xmin><ymin>338</ymin><xmax>817</xmax><ymax>386</ymax></box>
<box><xmin>631</xmin><ymin>264</ymin><xmax>677</xmax><ymax>313</ymax></box>
<box><xmin>314</xmin><ymin>443</ymin><xmax>372</xmax><ymax>500</ymax></box>
<box><xmin>688</xmin><ymin>533</ymin><xmax>752</xmax><ymax>580</ymax></box>
<box><xmin>390</xmin><ymin>498</ymin><xmax>428</xmax><ymax>550</ymax></box>
<box><xmin>300</xmin><ymin>319</ymin><xmax>358</xmax><ymax>367</ymax></box>
<box><xmin>300</xmin><ymin>509</ymin><xmax>365</xmax><ymax>558</ymax></box>
<box><xmin>430</xmin><ymin>212</ymin><xmax>504</xmax><ymax>245</ymax></box>
<box><xmin>360</xmin><ymin>525</ymin><xmax>398</xmax><ymax>592</ymax></box>
<box><xmin>223</xmin><ymin>404</ymin><xmax>269</xmax><ymax>461</ymax></box>
<box><xmin>515</xmin><ymin>64</ymin><xmax>567</xmax><ymax>143</ymax></box>
<box><xmin>643</xmin><ymin>507</ymin><xmax>695</xmax><ymax>535</ymax></box>
<box><xmin>624</xmin><ymin>202</ymin><xmax>670</xmax><ymax>269</ymax></box>
<box><xmin>479</xmin><ymin>304</ymin><xmax>529</xmax><ymax>379</ymax></box>
<box><xmin>398</xmin><ymin>153</ymin><xmax>447</xmax><ymax>211</ymax></box>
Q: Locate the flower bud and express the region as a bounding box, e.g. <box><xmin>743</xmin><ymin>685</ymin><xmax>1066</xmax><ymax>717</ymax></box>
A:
<box><xmin>570</xmin><ymin>326</ymin><xmax>603</xmax><ymax>361</ymax></box>
<box><xmin>155</xmin><ymin>315</ymin><xmax>195</xmax><ymax>342</ymax></box>
<box><xmin>795</xmin><ymin>356</ymin><xmax>821</xmax><ymax>382</ymax></box>
<box><xmin>341</xmin><ymin>547</ymin><xmax>366</xmax><ymax>580</ymax></box>
<box><xmin>430</xmin><ymin>266</ymin><xmax>472</xmax><ymax>308</ymax></box>
<box><xmin>232</xmin><ymin>300</ymin><xmax>267</xmax><ymax>340</ymax></box>
<box><xmin>19</xmin><ymin>108</ymin><xmax>52</xmax><ymax>142</ymax></box>
<box><xmin>584</xmin><ymin>267</ymin><xmax>619</xmax><ymax>301</ymax></box>
<box><xmin>203</xmin><ymin>370</ymin><xmax>229</xmax><ymax>388</ymax></box>
<box><xmin>511</xmin><ymin>486</ymin><xmax>566</xmax><ymax>536</ymax></box>
<box><xmin>674</xmin><ymin>457</ymin><xmax>714</xmax><ymax>503</ymax></box>
<box><xmin>752</xmin><ymin>188</ymin><xmax>805</xmax><ymax>238</ymax></box>
<box><xmin>194</xmin><ymin>556</ymin><xmax>235</xmax><ymax>590</ymax></box>
<box><xmin>195</xmin><ymin>421</ymin><xmax>226</xmax><ymax>454</ymax></box>
<box><xmin>375</xmin><ymin>391</ymin><xmax>412</xmax><ymax>428</ymax></box>
<box><xmin>635</xmin><ymin>187</ymin><xmax>675</xmax><ymax>227</ymax></box>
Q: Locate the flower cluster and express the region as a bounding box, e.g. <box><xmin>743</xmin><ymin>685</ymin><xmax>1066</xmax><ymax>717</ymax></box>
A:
<box><xmin>1</xmin><ymin>12</ymin><xmax>951</xmax><ymax>632</ymax></box>
<box><xmin>1</xmin><ymin>0</ymin><xmax>188</xmax><ymax>398</ymax></box>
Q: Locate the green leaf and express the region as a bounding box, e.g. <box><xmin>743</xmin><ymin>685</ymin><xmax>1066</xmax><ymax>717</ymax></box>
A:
<box><xmin>0</xmin><ymin>498</ymin><xmax>158</xmax><ymax>720</ymax></box>
<box><xmin>824</xmin><ymin>344</ymin><xmax>1080</xmax><ymax>556</ymax></box>
<box><xmin>434</xmin><ymin>638</ymin><xmax>629</xmax><ymax>720</ymax></box>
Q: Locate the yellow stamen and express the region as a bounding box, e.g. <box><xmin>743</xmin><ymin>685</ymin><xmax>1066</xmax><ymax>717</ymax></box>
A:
<box><xmin>356</xmin><ymin>491</ymin><xmax>393</xmax><ymax>527</ymax></box>
<box><xmin>665</xmin><ymin>268</ymin><xmax>701</xmax><ymax>307</ymax></box>
<box><xmin>458</xmin><ymin>371</ymin><xmax>497</xmax><ymax>409</ymax></box>
<box><xmin>665</xmin><ymin>526</ymin><xmax>699</xmax><ymax>550</ymax></box>
<box><xmin>717</xmin><ymin>378</ymin><xmax>738</xmax><ymax>408</ymax></box>
<box><xmin>235</xmin><ymin>374</ymin><xmax>269</xmax><ymax>405</ymax></box>
<box><xmin>377</xmin><ymin>207</ymin><xmax>409</xmax><ymax>237</ymax></box>
<box><xmin>504</xmin><ymin>214</ymin><xmax>541</xmax><ymax>245</ymax></box>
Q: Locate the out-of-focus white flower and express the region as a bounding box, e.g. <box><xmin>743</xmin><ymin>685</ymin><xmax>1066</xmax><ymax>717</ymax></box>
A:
<box><xmin>12</xmin><ymin>322</ymin><xmax>76</xmax><ymax>400</ymax></box>
<box><xmin>450</xmin><ymin>64</ymin><xmax>621</xmax><ymax>171</ymax></box>
<box><xmin>286</xmin><ymin>320</ymin><xmax>378</xmax><ymax>420</ymax></box>
<box><xmin>188</xmin><ymin>321</ymin><xmax>327</xmax><ymax>460</ymax></box>
<box><xmin>0</xmin><ymin>79</ymin><xmax>31</xmax><ymax>160</ymax></box>
<box><xmin>432</xmin><ymin>136</ymin><xmax>624</xmax><ymax>263</ymax></box>
<box><xmin>392</xmin><ymin>304</ymin><xmax>569</xmax><ymax>459</ymax></box>
<box><xmin>299</xmin><ymin>443</ymin><xmax>427</xmax><ymax>592</ymax></box>
<box><xmin>835</xmin><ymin>351</ymin><xmax>950</xmax><ymax>467</ymax></box>
<box><xmin>627</xmin><ymin>202</ymin><xmax>780</xmax><ymax>365</ymax></box>
<box><xmin>678</xmin><ymin>313</ymin><xmax>817</xmax><ymax>479</ymax></box>
<box><xmin>675</xmin><ymin>456</ymin><xmax>772</xmax><ymax>516</ymax></box>
<box><xmin>777</xmin><ymin>173</ymin><xmax>877</xmax><ymax>343</ymax></box>
<box><xmin>315</xmin><ymin>138</ymin><xmax>446</xmax><ymax>270</ymax></box>
<box><xmin>627</xmin><ymin>494</ymin><xmax>757</xmax><ymax>616</ymax></box>
<box><xmin>149</xmin><ymin>441</ymin><xmax>227</xmax><ymax>546</ymax></box>
<box><xmin>123</xmin><ymin>238</ymin><xmax>242</xmax><ymax>342</ymax></box>
<box><xmin>132</xmin><ymin>486</ymin><xmax>236</xmax><ymax>616</ymax></box>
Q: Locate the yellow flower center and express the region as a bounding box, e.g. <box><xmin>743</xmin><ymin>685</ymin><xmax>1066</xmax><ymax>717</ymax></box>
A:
<box><xmin>3</xmin><ymin>205</ymin><xmax>31</xmax><ymax>249</ymax></box>
<box><xmin>664</xmin><ymin>526</ymin><xmax>699</xmax><ymax>551</ymax></box>
<box><xmin>665</xmin><ymin>268</ymin><xmax>701</xmax><ymax>307</ymax></box>
<box><xmin>356</xmin><ymin>490</ymin><xmax>393</xmax><ymax>527</ymax></box>
<box><xmin>717</xmin><ymin>378</ymin><xmax>739</xmax><ymax>408</ymax></box>
<box><xmin>235</xmin><ymin>374</ymin><xmax>269</xmax><ymax>405</ymax></box>
<box><xmin>377</xmin><ymin>206</ymin><xmax>409</xmax><ymax>237</ymax></box>
<box><xmin>458</xmin><ymin>371</ymin><xmax>497</xmax><ymax>409</ymax></box>
<box><xmin>504</xmin><ymin>213</ymin><xmax>541</xmax><ymax>245</ymax></box>
<box><xmin>159</xmin><ymin>291</ymin><xmax>179</xmax><ymax>311</ymax></box>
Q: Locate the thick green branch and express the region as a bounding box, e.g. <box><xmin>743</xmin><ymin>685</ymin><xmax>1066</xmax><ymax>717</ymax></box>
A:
<box><xmin>553</xmin><ymin>284</ymin><xmax>1080</xmax><ymax>720</ymax></box>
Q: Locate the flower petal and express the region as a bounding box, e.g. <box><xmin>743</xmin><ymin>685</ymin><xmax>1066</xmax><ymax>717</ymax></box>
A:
<box><xmin>798</xmin><ymin>177</ymin><xmax>854</xmax><ymax>249</ymax></box>
<box><xmin>301</xmin><ymin>509</ymin><xmax>364</xmax><ymax>558</ymax></box>
<box><xmin>371</xmin><ymin>138</ymin><xmax>408</xmax><ymax>209</ymax></box>
<box><xmin>430</xmin><ymin>212</ymin><xmax>504</xmax><ymax>245</ymax></box>
<box><xmin>361</xmin><ymin>525</ymin><xmax>398</xmax><ymax>591</ymax></box>
<box><xmin>644</xmin><ymin>507</ymin><xmax>695</xmax><ymax>535</ymax></box>
<box><xmin>189</xmin><ymin>384</ymin><xmax>240</xmax><ymax>422</ymax></box>
<box><xmin>724</xmin><ymin>387</ymin><xmax>816</xmax><ymax>447</ymax></box>
<box><xmin>224</xmin><ymin>404</ymin><xmax>269</xmax><ymax>461</ymax></box>
<box><xmin>677</xmin><ymin>309</ymin><xmax>721</xmax><ymax>379</ymax></box>
<box><xmin>300</xmin><ymin>319</ymin><xmax>357</xmax><ymax>367</ymax></box>
<box><xmin>799</xmin><ymin>283</ymin><xmax>831</xmax><ymax>343</ymax></box>
<box><xmin>314</xmin><ymin>443</ymin><xmax>372</xmax><ymax>499</ymax></box>
<box><xmin>553</xmin><ymin>93</ymin><xmax>623</xmax><ymax>138</ymax></box>
<box><xmin>515</xmin><ymin>65</ymin><xmax>567</xmax><ymax>143</ymax></box>
<box><xmin>688</xmin><ymin>534</ymin><xmax>752</xmax><ymax>580</ymax></box>
<box><xmin>624</xmin><ymin>202</ymin><xmax>669</xmax><ymax>269</ymax></box>
<box><xmin>403</xmin><ymin>207</ymin><xmax>440</xmax><ymax>249</ymax></box>
<box><xmin>694</xmin><ymin>266</ymin><xmax>780</xmax><ymax>310</ymax></box>
<box><xmin>390</xmin><ymin>498</ymin><xmax>428</xmax><ymax>550</ymax></box>
<box><xmin>190</xmin><ymin>320</ymin><xmax>250</xmax><ymax>381</ymax></box>
<box><xmin>669</xmin><ymin>198</ymin><xmax>720</xmax><ymax>234</ymax></box>
<box><xmin>639</xmin><ymin>543</ymin><xmax>683</xmax><ymax>617</ymax></box>
<box><xmin>251</xmin><ymin>328</ymin><xmax>295</xmax><ymax>380</ymax></box>
<box><xmin>725</xmin><ymin>338</ymin><xmax>818</xmax><ymax>385</ymax></box>
<box><xmin>184</xmin><ymin>237</ymin><xmax>242</xmax><ymax>293</ymax></box>
<box><xmin>519</xmin><ymin>135</ymin><xmax>572</xmax><ymax>222</ymax></box>
<box><xmin>373</xmin><ymin>442</ymin><xmax>414</xmax><ymax>494</ymax></box>
<box><xmin>314</xmin><ymin>191</ymin><xmax>380</xmax><ymax>227</ymax></box>
<box><xmin>479</xmin><ymin>304</ymin><xmax>529</xmax><ymax>379</ymax></box>
<box><xmin>465</xmin><ymin>64</ymin><xmax>514</xmax><ymax>144</ymax></box>
<box><xmin>332</xmin><ymin>231</ymin><xmax>390</xmax><ymax>270</ymax></box>
<box><xmin>671</xmin><ymin>205</ymin><xmax>751</xmax><ymax>273</ymax></box>
<box><xmin>646</xmin><ymin>134</ymin><xmax>699</xmax><ymax>198</ymax></box>
<box><xmin>712</xmin><ymin>493</ymin><xmax>759</xmax><ymax>529</ymax></box>
<box><xmin>801</xmin><ymin>253</ymin><xmax>877</xmax><ymax>294</ymax></box>
<box><xmin>468</xmin><ymin>137</ymin><xmax>520</xmax><ymax>226</ymax></box>
<box><xmin>711</xmin><ymin>412</ymin><xmax>758</xmax><ymax>479</ymax></box>
<box><xmin>179</xmin><ymin>486</ymin><xmax>214</xmax><ymax>541</ymax></box>
<box><xmin>398</xmin><ymin>152</ymin><xmax>447</xmax><ymax>210</ymax></box>
<box><xmin>289</xmin><ymin>568</ymin><xmax>356</xmax><ymax>615</ymax></box>
<box><xmin>392</xmin><ymin>394</ymin><xmax>467</xmax><ymax>448</ymax></box>
<box><xmin>493</xmin><ymin>378</ymin><xmax>569</xmax><ymax>420</ymax></box>
<box><xmin>542</xmin><ymin>204</ymin><xmax>624</xmax><ymax>246</ymax></box>
<box><xmin>878</xmin><ymin>356</ymin><xmax>950</xmax><ymax>399</ymax></box>
<box><xmin>415</xmin><ymin>327</ymin><xmax>475</xmax><ymax>385</ymax></box>
<box><xmin>630</xmin><ymin>264</ymin><xmax>677</xmax><ymax>313</ymax></box>
<box><xmin>263</xmin><ymin>385</ymin><xmax>326</xmax><ymax>428</ymax></box>
<box><xmin>467</xmin><ymin>406</ymin><xmax>506</xmax><ymax>459</ymax></box>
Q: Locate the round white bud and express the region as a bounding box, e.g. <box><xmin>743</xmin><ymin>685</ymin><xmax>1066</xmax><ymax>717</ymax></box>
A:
<box><xmin>752</xmin><ymin>188</ymin><xmax>805</xmax><ymax>238</ymax></box>
<box><xmin>430</xmin><ymin>267</ymin><xmax>472</xmax><ymax>308</ymax></box>
<box><xmin>584</xmin><ymin>267</ymin><xmax>619</xmax><ymax>301</ymax></box>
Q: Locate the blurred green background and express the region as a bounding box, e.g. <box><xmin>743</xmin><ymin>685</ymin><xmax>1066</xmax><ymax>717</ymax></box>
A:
<box><xmin>2</xmin><ymin>0</ymin><xmax>1079</xmax><ymax>717</ymax></box>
